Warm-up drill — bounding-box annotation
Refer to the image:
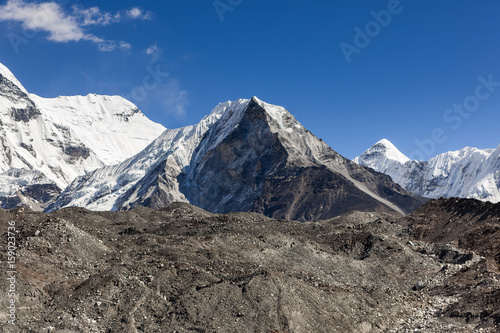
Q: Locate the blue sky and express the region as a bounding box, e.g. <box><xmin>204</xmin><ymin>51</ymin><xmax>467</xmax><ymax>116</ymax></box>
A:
<box><xmin>0</xmin><ymin>0</ymin><xmax>499</xmax><ymax>160</ymax></box>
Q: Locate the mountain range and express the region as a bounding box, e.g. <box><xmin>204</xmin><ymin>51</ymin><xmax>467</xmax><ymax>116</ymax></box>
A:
<box><xmin>354</xmin><ymin>139</ymin><xmax>500</xmax><ymax>203</ymax></box>
<box><xmin>5</xmin><ymin>61</ymin><xmax>498</xmax><ymax>219</ymax></box>
<box><xmin>0</xmin><ymin>62</ymin><xmax>165</xmax><ymax>209</ymax></box>
<box><xmin>49</xmin><ymin>97</ymin><xmax>423</xmax><ymax>220</ymax></box>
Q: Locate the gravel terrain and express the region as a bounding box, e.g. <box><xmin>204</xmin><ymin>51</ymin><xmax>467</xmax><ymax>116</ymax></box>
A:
<box><xmin>0</xmin><ymin>199</ymin><xmax>499</xmax><ymax>332</ymax></box>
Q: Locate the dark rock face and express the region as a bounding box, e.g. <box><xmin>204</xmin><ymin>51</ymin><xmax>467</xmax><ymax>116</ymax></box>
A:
<box><xmin>0</xmin><ymin>195</ymin><xmax>21</xmax><ymax>209</ymax></box>
<box><xmin>19</xmin><ymin>142</ymin><xmax>35</xmax><ymax>154</ymax></box>
<box><xmin>0</xmin><ymin>74</ymin><xmax>41</xmax><ymax>122</ymax></box>
<box><xmin>181</xmin><ymin>99</ymin><xmax>289</xmax><ymax>214</ymax></box>
<box><xmin>1</xmin><ymin>199</ymin><xmax>499</xmax><ymax>332</ymax></box>
<box><xmin>10</xmin><ymin>106</ymin><xmax>42</xmax><ymax>122</ymax></box>
<box><xmin>64</xmin><ymin>145</ymin><xmax>90</xmax><ymax>159</ymax></box>
<box><xmin>0</xmin><ymin>183</ymin><xmax>61</xmax><ymax>210</ymax></box>
<box><xmin>252</xmin><ymin>165</ymin><xmax>397</xmax><ymax>220</ymax></box>
<box><xmin>177</xmin><ymin>99</ymin><xmax>424</xmax><ymax>221</ymax></box>
<box><xmin>22</xmin><ymin>183</ymin><xmax>61</xmax><ymax>205</ymax></box>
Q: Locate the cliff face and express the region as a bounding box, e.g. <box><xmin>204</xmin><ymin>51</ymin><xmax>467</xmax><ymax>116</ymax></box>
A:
<box><xmin>406</xmin><ymin>197</ymin><xmax>500</xmax><ymax>268</ymax></box>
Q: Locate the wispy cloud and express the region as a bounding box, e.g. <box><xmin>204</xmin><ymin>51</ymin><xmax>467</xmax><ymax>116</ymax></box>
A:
<box><xmin>146</xmin><ymin>80</ymin><xmax>189</xmax><ymax>118</ymax></box>
<box><xmin>73</xmin><ymin>6</ymin><xmax>121</xmax><ymax>26</ymax></box>
<box><xmin>145</xmin><ymin>43</ymin><xmax>163</xmax><ymax>62</ymax></box>
<box><xmin>0</xmin><ymin>0</ymin><xmax>152</xmax><ymax>51</ymax></box>
<box><xmin>162</xmin><ymin>80</ymin><xmax>189</xmax><ymax>117</ymax></box>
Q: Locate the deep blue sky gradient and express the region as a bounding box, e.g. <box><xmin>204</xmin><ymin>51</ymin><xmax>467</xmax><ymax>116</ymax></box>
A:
<box><xmin>1</xmin><ymin>0</ymin><xmax>499</xmax><ymax>159</ymax></box>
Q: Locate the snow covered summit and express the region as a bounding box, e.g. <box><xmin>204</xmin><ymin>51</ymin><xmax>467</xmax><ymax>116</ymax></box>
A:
<box><xmin>355</xmin><ymin>139</ymin><xmax>500</xmax><ymax>203</ymax></box>
<box><xmin>0</xmin><ymin>62</ymin><xmax>165</xmax><ymax>209</ymax></box>
<box><xmin>50</xmin><ymin>97</ymin><xmax>424</xmax><ymax>220</ymax></box>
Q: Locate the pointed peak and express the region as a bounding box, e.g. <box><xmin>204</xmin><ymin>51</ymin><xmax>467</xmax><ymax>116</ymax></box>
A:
<box><xmin>250</xmin><ymin>96</ymin><xmax>264</xmax><ymax>104</ymax></box>
<box><xmin>374</xmin><ymin>138</ymin><xmax>397</xmax><ymax>149</ymax></box>
<box><xmin>210</xmin><ymin>98</ymin><xmax>251</xmax><ymax>116</ymax></box>
<box><xmin>363</xmin><ymin>138</ymin><xmax>410</xmax><ymax>164</ymax></box>
<box><xmin>0</xmin><ymin>62</ymin><xmax>28</xmax><ymax>94</ymax></box>
<box><xmin>249</xmin><ymin>96</ymin><xmax>266</xmax><ymax>109</ymax></box>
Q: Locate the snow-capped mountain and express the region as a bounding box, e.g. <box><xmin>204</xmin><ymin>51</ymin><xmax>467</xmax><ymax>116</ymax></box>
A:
<box><xmin>354</xmin><ymin>139</ymin><xmax>500</xmax><ymax>203</ymax></box>
<box><xmin>50</xmin><ymin>97</ymin><xmax>424</xmax><ymax>220</ymax></box>
<box><xmin>0</xmin><ymin>62</ymin><xmax>165</xmax><ymax>209</ymax></box>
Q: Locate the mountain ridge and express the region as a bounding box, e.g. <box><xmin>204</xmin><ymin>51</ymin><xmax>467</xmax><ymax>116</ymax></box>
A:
<box><xmin>50</xmin><ymin>97</ymin><xmax>425</xmax><ymax>220</ymax></box>
<box><xmin>0</xmin><ymin>62</ymin><xmax>165</xmax><ymax>209</ymax></box>
<box><xmin>355</xmin><ymin>139</ymin><xmax>500</xmax><ymax>203</ymax></box>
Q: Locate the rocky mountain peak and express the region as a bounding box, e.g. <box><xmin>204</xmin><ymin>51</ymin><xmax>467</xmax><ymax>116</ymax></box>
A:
<box><xmin>354</xmin><ymin>138</ymin><xmax>410</xmax><ymax>166</ymax></box>
<box><xmin>51</xmin><ymin>98</ymin><xmax>425</xmax><ymax>220</ymax></box>
<box><xmin>0</xmin><ymin>62</ymin><xmax>40</xmax><ymax>122</ymax></box>
<box><xmin>0</xmin><ymin>61</ymin><xmax>28</xmax><ymax>94</ymax></box>
<box><xmin>0</xmin><ymin>61</ymin><xmax>165</xmax><ymax>210</ymax></box>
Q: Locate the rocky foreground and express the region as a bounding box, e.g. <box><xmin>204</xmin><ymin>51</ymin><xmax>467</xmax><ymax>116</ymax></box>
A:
<box><xmin>1</xmin><ymin>198</ymin><xmax>499</xmax><ymax>332</ymax></box>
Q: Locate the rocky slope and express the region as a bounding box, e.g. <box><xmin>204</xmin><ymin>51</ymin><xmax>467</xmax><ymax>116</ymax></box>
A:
<box><xmin>354</xmin><ymin>139</ymin><xmax>500</xmax><ymax>203</ymax></box>
<box><xmin>407</xmin><ymin>197</ymin><xmax>500</xmax><ymax>270</ymax></box>
<box><xmin>0</xmin><ymin>62</ymin><xmax>165</xmax><ymax>210</ymax></box>
<box><xmin>405</xmin><ymin>197</ymin><xmax>500</xmax><ymax>328</ymax></box>
<box><xmin>1</xmin><ymin>198</ymin><xmax>499</xmax><ymax>332</ymax></box>
<box><xmin>50</xmin><ymin>97</ymin><xmax>424</xmax><ymax>220</ymax></box>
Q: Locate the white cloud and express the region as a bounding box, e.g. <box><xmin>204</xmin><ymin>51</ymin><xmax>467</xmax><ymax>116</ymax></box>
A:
<box><xmin>146</xmin><ymin>44</ymin><xmax>158</xmax><ymax>55</ymax></box>
<box><xmin>163</xmin><ymin>83</ymin><xmax>188</xmax><ymax>117</ymax></box>
<box><xmin>0</xmin><ymin>0</ymin><xmax>152</xmax><ymax>51</ymax></box>
<box><xmin>94</xmin><ymin>39</ymin><xmax>131</xmax><ymax>52</ymax></box>
<box><xmin>73</xmin><ymin>6</ymin><xmax>120</xmax><ymax>26</ymax></box>
<box><xmin>0</xmin><ymin>0</ymin><xmax>84</xmax><ymax>42</ymax></box>
<box><xmin>127</xmin><ymin>7</ymin><xmax>152</xmax><ymax>20</ymax></box>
